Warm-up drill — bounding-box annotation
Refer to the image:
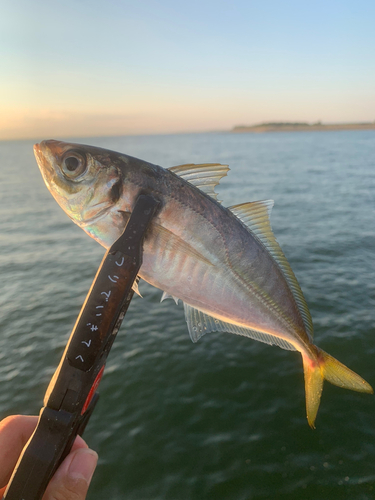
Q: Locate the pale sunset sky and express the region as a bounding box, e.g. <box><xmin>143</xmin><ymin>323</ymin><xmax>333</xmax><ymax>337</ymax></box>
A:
<box><xmin>1</xmin><ymin>0</ymin><xmax>375</xmax><ymax>140</ymax></box>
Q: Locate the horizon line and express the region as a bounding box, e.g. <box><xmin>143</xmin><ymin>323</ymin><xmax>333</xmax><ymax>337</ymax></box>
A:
<box><xmin>1</xmin><ymin>120</ymin><xmax>375</xmax><ymax>143</ymax></box>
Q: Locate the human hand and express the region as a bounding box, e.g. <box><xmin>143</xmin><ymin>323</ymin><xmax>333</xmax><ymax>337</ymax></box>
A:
<box><xmin>0</xmin><ymin>415</ymin><xmax>98</xmax><ymax>500</ymax></box>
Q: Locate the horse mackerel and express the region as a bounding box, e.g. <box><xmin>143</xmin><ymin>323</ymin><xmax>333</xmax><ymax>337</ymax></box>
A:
<box><xmin>34</xmin><ymin>139</ymin><xmax>373</xmax><ymax>427</ymax></box>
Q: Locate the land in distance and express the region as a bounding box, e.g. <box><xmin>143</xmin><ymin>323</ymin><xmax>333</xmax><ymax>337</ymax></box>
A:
<box><xmin>232</xmin><ymin>122</ymin><xmax>375</xmax><ymax>133</ymax></box>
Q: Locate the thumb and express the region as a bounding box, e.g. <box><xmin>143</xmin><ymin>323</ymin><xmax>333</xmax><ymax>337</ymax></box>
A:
<box><xmin>43</xmin><ymin>448</ymin><xmax>98</xmax><ymax>500</ymax></box>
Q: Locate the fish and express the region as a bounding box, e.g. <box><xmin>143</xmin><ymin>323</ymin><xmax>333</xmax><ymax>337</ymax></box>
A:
<box><xmin>34</xmin><ymin>139</ymin><xmax>373</xmax><ymax>428</ymax></box>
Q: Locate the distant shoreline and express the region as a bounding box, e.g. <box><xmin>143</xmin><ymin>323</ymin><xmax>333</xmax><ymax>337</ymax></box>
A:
<box><xmin>232</xmin><ymin>122</ymin><xmax>375</xmax><ymax>133</ymax></box>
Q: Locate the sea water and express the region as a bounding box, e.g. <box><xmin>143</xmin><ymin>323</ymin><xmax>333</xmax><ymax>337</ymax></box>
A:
<box><xmin>0</xmin><ymin>131</ymin><xmax>374</xmax><ymax>499</ymax></box>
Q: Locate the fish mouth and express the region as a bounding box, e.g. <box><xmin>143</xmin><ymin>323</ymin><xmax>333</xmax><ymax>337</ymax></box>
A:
<box><xmin>33</xmin><ymin>142</ymin><xmax>42</xmax><ymax>160</ymax></box>
<box><xmin>33</xmin><ymin>140</ymin><xmax>62</xmax><ymax>183</ymax></box>
<box><xmin>34</xmin><ymin>142</ymin><xmax>55</xmax><ymax>189</ymax></box>
<box><xmin>33</xmin><ymin>142</ymin><xmax>46</xmax><ymax>169</ymax></box>
<box><xmin>34</xmin><ymin>140</ymin><xmax>71</xmax><ymax>167</ymax></box>
<box><xmin>34</xmin><ymin>139</ymin><xmax>69</xmax><ymax>155</ymax></box>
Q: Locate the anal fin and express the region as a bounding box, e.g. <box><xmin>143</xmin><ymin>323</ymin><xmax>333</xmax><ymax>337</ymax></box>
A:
<box><xmin>183</xmin><ymin>303</ymin><xmax>295</xmax><ymax>350</ymax></box>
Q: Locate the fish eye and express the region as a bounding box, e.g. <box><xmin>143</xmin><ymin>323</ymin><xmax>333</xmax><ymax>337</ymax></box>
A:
<box><xmin>61</xmin><ymin>151</ymin><xmax>87</xmax><ymax>179</ymax></box>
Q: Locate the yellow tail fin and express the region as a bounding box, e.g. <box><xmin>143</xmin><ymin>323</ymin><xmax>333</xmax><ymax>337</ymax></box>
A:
<box><xmin>303</xmin><ymin>347</ymin><xmax>373</xmax><ymax>428</ymax></box>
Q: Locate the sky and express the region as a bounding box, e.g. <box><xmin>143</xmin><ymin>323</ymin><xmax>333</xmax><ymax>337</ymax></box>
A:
<box><xmin>1</xmin><ymin>0</ymin><xmax>375</xmax><ymax>140</ymax></box>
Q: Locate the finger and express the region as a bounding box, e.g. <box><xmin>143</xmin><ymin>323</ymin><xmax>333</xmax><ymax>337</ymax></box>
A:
<box><xmin>0</xmin><ymin>414</ymin><xmax>89</xmax><ymax>493</ymax></box>
<box><xmin>0</xmin><ymin>415</ymin><xmax>38</xmax><ymax>487</ymax></box>
<box><xmin>71</xmin><ymin>434</ymin><xmax>89</xmax><ymax>452</ymax></box>
<box><xmin>43</xmin><ymin>448</ymin><xmax>98</xmax><ymax>500</ymax></box>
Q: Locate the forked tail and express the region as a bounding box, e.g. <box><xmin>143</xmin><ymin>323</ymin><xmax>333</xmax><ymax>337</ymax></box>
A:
<box><xmin>302</xmin><ymin>346</ymin><xmax>373</xmax><ymax>428</ymax></box>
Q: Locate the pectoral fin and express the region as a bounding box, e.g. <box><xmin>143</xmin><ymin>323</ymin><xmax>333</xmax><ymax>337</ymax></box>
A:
<box><xmin>150</xmin><ymin>223</ymin><xmax>213</xmax><ymax>266</ymax></box>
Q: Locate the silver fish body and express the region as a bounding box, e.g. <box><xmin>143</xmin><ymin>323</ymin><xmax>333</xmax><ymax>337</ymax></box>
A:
<box><xmin>34</xmin><ymin>140</ymin><xmax>372</xmax><ymax>427</ymax></box>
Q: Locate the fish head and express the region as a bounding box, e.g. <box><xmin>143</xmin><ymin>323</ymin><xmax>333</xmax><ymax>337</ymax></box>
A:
<box><xmin>34</xmin><ymin>140</ymin><xmax>130</xmax><ymax>247</ymax></box>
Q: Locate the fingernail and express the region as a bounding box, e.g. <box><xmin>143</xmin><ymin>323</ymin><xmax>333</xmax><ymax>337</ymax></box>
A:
<box><xmin>68</xmin><ymin>448</ymin><xmax>98</xmax><ymax>483</ymax></box>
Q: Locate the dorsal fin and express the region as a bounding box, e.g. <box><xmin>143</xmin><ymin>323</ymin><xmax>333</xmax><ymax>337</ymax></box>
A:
<box><xmin>168</xmin><ymin>163</ymin><xmax>229</xmax><ymax>202</ymax></box>
<box><xmin>229</xmin><ymin>200</ymin><xmax>314</xmax><ymax>338</ymax></box>
<box><xmin>183</xmin><ymin>303</ymin><xmax>296</xmax><ymax>350</ymax></box>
